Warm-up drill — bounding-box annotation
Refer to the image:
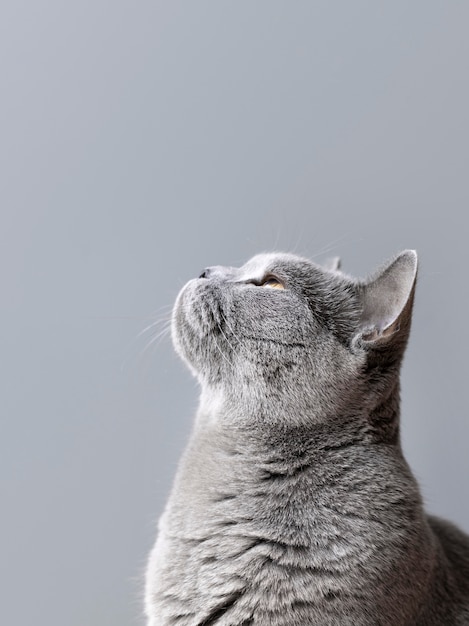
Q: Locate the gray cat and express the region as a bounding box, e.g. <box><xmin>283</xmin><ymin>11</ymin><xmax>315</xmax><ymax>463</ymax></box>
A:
<box><xmin>145</xmin><ymin>250</ymin><xmax>469</xmax><ymax>625</ymax></box>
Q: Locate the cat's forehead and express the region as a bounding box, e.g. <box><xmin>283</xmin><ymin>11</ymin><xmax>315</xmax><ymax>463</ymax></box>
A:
<box><xmin>241</xmin><ymin>252</ymin><xmax>312</xmax><ymax>275</ymax></box>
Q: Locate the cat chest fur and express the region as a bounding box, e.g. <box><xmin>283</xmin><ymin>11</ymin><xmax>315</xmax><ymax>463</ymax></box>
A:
<box><xmin>147</xmin><ymin>430</ymin><xmax>435</xmax><ymax>626</ymax></box>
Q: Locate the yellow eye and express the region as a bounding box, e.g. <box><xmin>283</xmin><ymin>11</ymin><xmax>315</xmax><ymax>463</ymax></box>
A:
<box><xmin>261</xmin><ymin>276</ymin><xmax>285</xmax><ymax>289</ymax></box>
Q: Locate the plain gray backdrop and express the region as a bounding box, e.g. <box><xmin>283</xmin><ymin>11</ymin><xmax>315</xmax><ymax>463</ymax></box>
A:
<box><xmin>1</xmin><ymin>2</ymin><xmax>468</xmax><ymax>625</ymax></box>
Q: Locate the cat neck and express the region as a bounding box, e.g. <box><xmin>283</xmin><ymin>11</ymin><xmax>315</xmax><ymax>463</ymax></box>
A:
<box><xmin>181</xmin><ymin>395</ymin><xmax>419</xmax><ymax>525</ymax></box>
<box><xmin>196</xmin><ymin>376</ymin><xmax>402</xmax><ymax>449</ymax></box>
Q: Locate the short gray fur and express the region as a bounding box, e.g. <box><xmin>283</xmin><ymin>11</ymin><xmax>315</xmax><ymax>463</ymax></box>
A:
<box><xmin>145</xmin><ymin>251</ymin><xmax>469</xmax><ymax>625</ymax></box>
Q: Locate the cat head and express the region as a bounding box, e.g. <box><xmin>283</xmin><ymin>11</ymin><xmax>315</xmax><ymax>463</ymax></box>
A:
<box><xmin>172</xmin><ymin>250</ymin><xmax>417</xmax><ymax>434</ymax></box>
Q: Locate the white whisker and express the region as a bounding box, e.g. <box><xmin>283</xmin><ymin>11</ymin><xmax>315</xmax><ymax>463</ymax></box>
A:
<box><xmin>309</xmin><ymin>233</ymin><xmax>356</xmax><ymax>261</ymax></box>
<box><xmin>120</xmin><ymin>311</ymin><xmax>173</xmax><ymax>372</ymax></box>
<box><xmin>217</xmin><ymin>321</ymin><xmax>237</xmax><ymax>353</ymax></box>
<box><xmin>136</xmin><ymin>315</ymin><xmax>172</xmax><ymax>340</ymax></box>
<box><xmin>139</xmin><ymin>324</ymin><xmax>172</xmax><ymax>360</ymax></box>
<box><xmin>212</xmin><ymin>334</ymin><xmax>233</xmax><ymax>370</ymax></box>
<box><xmin>219</xmin><ymin>310</ymin><xmax>242</xmax><ymax>347</ymax></box>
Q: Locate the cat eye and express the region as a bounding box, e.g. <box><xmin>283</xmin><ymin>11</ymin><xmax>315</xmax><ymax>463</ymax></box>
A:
<box><xmin>260</xmin><ymin>275</ymin><xmax>285</xmax><ymax>289</ymax></box>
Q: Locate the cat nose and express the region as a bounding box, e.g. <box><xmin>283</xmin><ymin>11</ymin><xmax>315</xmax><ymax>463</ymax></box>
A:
<box><xmin>199</xmin><ymin>267</ymin><xmax>213</xmax><ymax>279</ymax></box>
<box><xmin>198</xmin><ymin>266</ymin><xmax>228</xmax><ymax>280</ymax></box>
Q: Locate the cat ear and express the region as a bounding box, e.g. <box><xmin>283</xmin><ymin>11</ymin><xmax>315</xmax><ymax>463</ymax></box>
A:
<box><xmin>323</xmin><ymin>256</ymin><xmax>342</xmax><ymax>272</ymax></box>
<box><xmin>354</xmin><ymin>250</ymin><xmax>418</xmax><ymax>347</ymax></box>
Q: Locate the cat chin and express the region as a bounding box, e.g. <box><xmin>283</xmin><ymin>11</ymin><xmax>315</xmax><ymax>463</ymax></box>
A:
<box><xmin>170</xmin><ymin>278</ymin><xmax>204</xmax><ymax>369</ymax></box>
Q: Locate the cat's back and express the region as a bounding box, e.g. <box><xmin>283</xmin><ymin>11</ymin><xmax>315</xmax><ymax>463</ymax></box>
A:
<box><xmin>429</xmin><ymin>515</ymin><xmax>469</xmax><ymax>574</ymax></box>
<box><xmin>411</xmin><ymin>515</ymin><xmax>469</xmax><ymax>626</ymax></box>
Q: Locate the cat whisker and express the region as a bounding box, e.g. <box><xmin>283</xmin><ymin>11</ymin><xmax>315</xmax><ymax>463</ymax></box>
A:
<box><xmin>139</xmin><ymin>323</ymin><xmax>173</xmax><ymax>360</ymax></box>
<box><xmin>121</xmin><ymin>316</ymin><xmax>172</xmax><ymax>372</ymax></box>
<box><xmin>216</xmin><ymin>321</ymin><xmax>238</xmax><ymax>354</ymax></box>
<box><xmin>212</xmin><ymin>334</ymin><xmax>234</xmax><ymax>370</ymax></box>
<box><xmin>290</xmin><ymin>229</ymin><xmax>306</xmax><ymax>255</ymax></box>
<box><xmin>309</xmin><ymin>233</ymin><xmax>353</xmax><ymax>260</ymax></box>
<box><xmin>136</xmin><ymin>315</ymin><xmax>172</xmax><ymax>340</ymax></box>
<box><xmin>219</xmin><ymin>310</ymin><xmax>242</xmax><ymax>347</ymax></box>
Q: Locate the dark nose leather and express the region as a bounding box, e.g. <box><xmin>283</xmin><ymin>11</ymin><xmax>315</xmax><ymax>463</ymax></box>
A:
<box><xmin>199</xmin><ymin>267</ymin><xmax>212</xmax><ymax>279</ymax></box>
<box><xmin>198</xmin><ymin>266</ymin><xmax>227</xmax><ymax>279</ymax></box>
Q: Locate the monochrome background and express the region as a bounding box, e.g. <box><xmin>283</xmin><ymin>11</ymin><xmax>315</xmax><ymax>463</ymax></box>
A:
<box><xmin>1</xmin><ymin>2</ymin><xmax>468</xmax><ymax>625</ymax></box>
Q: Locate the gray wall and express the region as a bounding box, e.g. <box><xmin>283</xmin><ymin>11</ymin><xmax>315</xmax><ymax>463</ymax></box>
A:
<box><xmin>1</xmin><ymin>2</ymin><xmax>468</xmax><ymax>625</ymax></box>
